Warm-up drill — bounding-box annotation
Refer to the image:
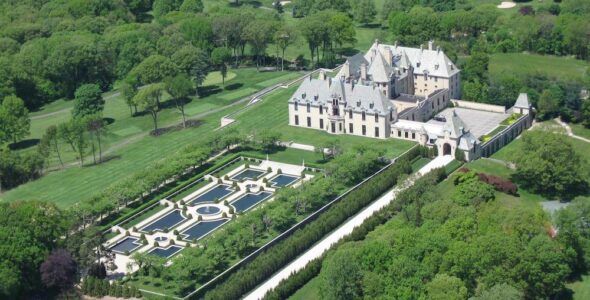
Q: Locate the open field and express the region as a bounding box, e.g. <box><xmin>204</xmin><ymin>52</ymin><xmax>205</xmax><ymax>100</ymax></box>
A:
<box><xmin>489</xmin><ymin>53</ymin><xmax>590</xmax><ymax>83</ymax></box>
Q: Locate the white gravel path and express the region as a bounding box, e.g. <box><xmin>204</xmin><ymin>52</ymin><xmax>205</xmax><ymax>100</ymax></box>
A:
<box><xmin>244</xmin><ymin>155</ymin><xmax>454</xmax><ymax>300</ymax></box>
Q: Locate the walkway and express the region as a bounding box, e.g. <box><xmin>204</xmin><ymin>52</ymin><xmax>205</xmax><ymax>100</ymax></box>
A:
<box><xmin>244</xmin><ymin>155</ymin><xmax>454</xmax><ymax>300</ymax></box>
<box><xmin>554</xmin><ymin>118</ymin><xmax>590</xmax><ymax>143</ymax></box>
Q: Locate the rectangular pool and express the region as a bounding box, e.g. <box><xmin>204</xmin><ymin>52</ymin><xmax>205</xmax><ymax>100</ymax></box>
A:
<box><xmin>231</xmin><ymin>192</ymin><xmax>273</xmax><ymax>213</ymax></box>
<box><xmin>180</xmin><ymin>219</ymin><xmax>229</xmax><ymax>241</ymax></box>
<box><xmin>187</xmin><ymin>184</ymin><xmax>234</xmax><ymax>205</ymax></box>
<box><xmin>148</xmin><ymin>245</ymin><xmax>184</xmax><ymax>258</ymax></box>
<box><xmin>230</xmin><ymin>168</ymin><xmax>265</xmax><ymax>181</ymax></box>
<box><xmin>269</xmin><ymin>174</ymin><xmax>299</xmax><ymax>187</ymax></box>
<box><xmin>140</xmin><ymin>209</ymin><xmax>187</xmax><ymax>232</ymax></box>
<box><xmin>109</xmin><ymin>237</ymin><xmax>143</xmax><ymax>254</ymax></box>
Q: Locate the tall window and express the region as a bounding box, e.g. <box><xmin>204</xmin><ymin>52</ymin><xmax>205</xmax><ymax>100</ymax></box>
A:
<box><xmin>404</xmin><ymin>131</ymin><xmax>408</xmax><ymax>138</ymax></box>
<box><xmin>306</xmin><ymin>103</ymin><xmax>310</xmax><ymax>113</ymax></box>
<box><xmin>319</xmin><ymin>105</ymin><xmax>323</xmax><ymax>115</ymax></box>
<box><xmin>349</xmin><ymin>110</ymin><xmax>353</xmax><ymax>118</ymax></box>
<box><xmin>349</xmin><ymin>123</ymin><xmax>353</xmax><ymax>134</ymax></box>
<box><xmin>307</xmin><ymin>117</ymin><xmax>311</xmax><ymax>127</ymax></box>
<box><xmin>397</xmin><ymin>130</ymin><xmax>401</xmax><ymax>137</ymax></box>
<box><xmin>412</xmin><ymin>132</ymin><xmax>415</xmax><ymax>139</ymax></box>
<box><xmin>294</xmin><ymin>102</ymin><xmax>298</xmax><ymax>111</ymax></box>
<box><xmin>320</xmin><ymin>119</ymin><xmax>324</xmax><ymax>129</ymax></box>
<box><xmin>362</xmin><ymin>111</ymin><xmax>366</xmax><ymax>121</ymax></box>
<box><xmin>375</xmin><ymin>127</ymin><xmax>379</xmax><ymax>137</ymax></box>
<box><xmin>362</xmin><ymin>125</ymin><xmax>366</xmax><ymax>136</ymax></box>
<box><xmin>295</xmin><ymin>115</ymin><xmax>299</xmax><ymax>125</ymax></box>
<box><xmin>375</xmin><ymin>113</ymin><xmax>378</xmax><ymax>122</ymax></box>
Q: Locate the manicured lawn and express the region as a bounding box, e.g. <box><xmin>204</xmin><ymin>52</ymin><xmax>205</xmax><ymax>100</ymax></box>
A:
<box><xmin>568</xmin><ymin>275</ymin><xmax>590</xmax><ymax>300</ymax></box>
<box><xmin>571</xmin><ymin>123</ymin><xmax>590</xmax><ymax>140</ymax></box>
<box><xmin>490</xmin><ymin>53</ymin><xmax>590</xmax><ymax>83</ymax></box>
<box><xmin>289</xmin><ymin>275</ymin><xmax>322</xmax><ymax>300</ymax></box>
<box><xmin>233</xmin><ymin>85</ymin><xmax>416</xmax><ymax>158</ymax></box>
<box><xmin>240</xmin><ymin>147</ymin><xmax>326</xmax><ymax>167</ymax></box>
<box><xmin>411</xmin><ymin>157</ymin><xmax>432</xmax><ymax>172</ymax></box>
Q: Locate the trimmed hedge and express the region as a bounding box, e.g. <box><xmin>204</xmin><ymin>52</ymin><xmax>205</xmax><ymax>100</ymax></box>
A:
<box><xmin>199</xmin><ymin>149</ymin><xmax>420</xmax><ymax>300</ymax></box>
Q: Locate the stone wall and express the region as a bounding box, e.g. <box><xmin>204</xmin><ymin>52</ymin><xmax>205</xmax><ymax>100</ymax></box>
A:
<box><xmin>480</xmin><ymin>113</ymin><xmax>532</xmax><ymax>157</ymax></box>
<box><xmin>451</xmin><ymin>99</ymin><xmax>507</xmax><ymax>114</ymax></box>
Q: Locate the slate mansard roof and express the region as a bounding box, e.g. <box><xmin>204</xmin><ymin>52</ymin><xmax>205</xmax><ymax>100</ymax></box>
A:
<box><xmin>289</xmin><ymin>77</ymin><xmax>395</xmax><ymax>116</ymax></box>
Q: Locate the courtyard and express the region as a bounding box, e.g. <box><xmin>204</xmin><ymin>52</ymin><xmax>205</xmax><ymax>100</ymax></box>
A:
<box><xmin>427</xmin><ymin>107</ymin><xmax>510</xmax><ymax>139</ymax></box>
<box><xmin>102</xmin><ymin>158</ymin><xmax>313</xmax><ymax>275</ymax></box>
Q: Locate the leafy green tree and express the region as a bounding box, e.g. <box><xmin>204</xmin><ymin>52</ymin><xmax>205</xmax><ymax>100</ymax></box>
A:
<box><xmin>133</xmin><ymin>83</ymin><xmax>165</xmax><ymax>132</ymax></box>
<box><xmin>389</xmin><ymin>6</ymin><xmax>440</xmax><ymax>45</ymax></box>
<box><xmin>180</xmin><ymin>0</ymin><xmax>203</xmax><ymax>13</ymax></box>
<box><xmin>245</xmin><ymin>20</ymin><xmax>277</xmax><ymax>70</ymax></box>
<box><xmin>72</xmin><ymin>84</ymin><xmax>104</xmax><ymax>119</ymax></box>
<box><xmin>513</xmin><ymin>131</ymin><xmax>588</xmax><ymax>199</ymax></box>
<box><xmin>274</xmin><ymin>26</ymin><xmax>296</xmax><ymax>71</ymax></box>
<box><xmin>0</xmin><ymin>95</ymin><xmax>30</xmax><ymax>144</ymax></box>
<box><xmin>42</xmin><ymin>125</ymin><xmax>63</xmax><ymax>167</ymax></box>
<box><xmin>164</xmin><ymin>74</ymin><xmax>192</xmax><ymax>127</ymax></box>
<box><xmin>86</xmin><ymin>115</ymin><xmax>107</xmax><ymax>164</ymax></box>
<box><xmin>473</xmin><ymin>284</ymin><xmax>523</xmax><ymax>300</ymax></box>
<box><xmin>153</xmin><ymin>0</ymin><xmax>183</xmax><ymax>18</ymax></box>
<box><xmin>180</xmin><ymin>17</ymin><xmax>214</xmax><ymax>51</ymax></box>
<box><xmin>537</xmin><ymin>87</ymin><xmax>563</xmax><ymax>120</ymax></box>
<box><xmin>256</xmin><ymin>129</ymin><xmax>282</xmax><ymax>153</ymax></box>
<box><xmin>320</xmin><ymin>247</ymin><xmax>363</xmax><ymax>300</ymax></box>
<box><xmin>119</xmin><ymin>82</ymin><xmax>138</xmax><ymax>116</ymax></box>
<box><xmin>58</xmin><ymin>118</ymin><xmax>88</xmax><ymax>166</ymax></box>
<box><xmin>211</xmin><ymin>47</ymin><xmax>232</xmax><ymax>87</ymax></box>
<box><xmin>425</xmin><ymin>274</ymin><xmax>468</xmax><ymax>300</ymax></box>
<box><xmin>462</xmin><ymin>79</ymin><xmax>489</xmax><ymax>102</ymax></box>
<box><xmin>353</xmin><ymin>0</ymin><xmax>377</xmax><ymax>26</ymax></box>
<box><xmin>171</xmin><ymin>45</ymin><xmax>209</xmax><ymax>98</ymax></box>
<box><xmin>463</xmin><ymin>51</ymin><xmax>489</xmax><ymax>82</ymax></box>
<box><xmin>582</xmin><ymin>100</ymin><xmax>590</xmax><ymax>128</ymax></box>
<box><xmin>129</xmin><ymin>55</ymin><xmax>178</xmax><ymax>86</ymax></box>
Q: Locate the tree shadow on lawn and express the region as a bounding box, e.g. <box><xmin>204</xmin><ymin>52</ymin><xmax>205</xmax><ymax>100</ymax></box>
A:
<box><xmin>149</xmin><ymin>120</ymin><xmax>203</xmax><ymax>137</ymax></box>
<box><xmin>9</xmin><ymin>138</ymin><xmax>40</xmax><ymax>150</ymax></box>
<box><xmin>83</xmin><ymin>154</ymin><xmax>121</xmax><ymax>167</ymax></box>
<box><xmin>224</xmin><ymin>83</ymin><xmax>243</xmax><ymax>91</ymax></box>
<box><xmin>199</xmin><ymin>85</ymin><xmax>222</xmax><ymax>98</ymax></box>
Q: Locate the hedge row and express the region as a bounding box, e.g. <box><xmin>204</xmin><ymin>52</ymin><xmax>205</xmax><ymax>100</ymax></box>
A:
<box><xmin>262</xmin><ymin>167</ymin><xmax>449</xmax><ymax>299</ymax></box>
<box><xmin>199</xmin><ymin>148</ymin><xmax>421</xmax><ymax>299</ymax></box>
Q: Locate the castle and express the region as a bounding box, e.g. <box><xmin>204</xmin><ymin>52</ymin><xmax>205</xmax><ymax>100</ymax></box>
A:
<box><xmin>288</xmin><ymin>40</ymin><xmax>532</xmax><ymax>161</ymax></box>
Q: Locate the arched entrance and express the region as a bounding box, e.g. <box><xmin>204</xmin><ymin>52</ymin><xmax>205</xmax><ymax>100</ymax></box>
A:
<box><xmin>443</xmin><ymin>143</ymin><xmax>452</xmax><ymax>155</ymax></box>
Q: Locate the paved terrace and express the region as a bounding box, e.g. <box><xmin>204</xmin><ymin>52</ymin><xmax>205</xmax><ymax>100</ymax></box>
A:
<box><xmin>244</xmin><ymin>155</ymin><xmax>455</xmax><ymax>300</ymax></box>
<box><xmin>428</xmin><ymin>107</ymin><xmax>509</xmax><ymax>138</ymax></box>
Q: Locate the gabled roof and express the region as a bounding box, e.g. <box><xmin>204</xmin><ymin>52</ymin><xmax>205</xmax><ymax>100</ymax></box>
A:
<box><xmin>367</xmin><ymin>52</ymin><xmax>391</xmax><ymax>82</ymax></box>
<box><xmin>514</xmin><ymin>93</ymin><xmax>530</xmax><ymax>109</ymax></box>
<box><xmin>443</xmin><ymin>110</ymin><xmax>468</xmax><ymax>138</ymax></box>
<box><xmin>458</xmin><ymin>131</ymin><xmax>478</xmax><ymax>151</ymax></box>
<box><xmin>289</xmin><ymin>77</ymin><xmax>394</xmax><ymax>115</ymax></box>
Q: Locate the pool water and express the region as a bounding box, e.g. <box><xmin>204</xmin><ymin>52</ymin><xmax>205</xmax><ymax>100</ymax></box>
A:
<box><xmin>109</xmin><ymin>237</ymin><xmax>143</xmax><ymax>254</ymax></box>
<box><xmin>180</xmin><ymin>219</ymin><xmax>229</xmax><ymax>241</ymax></box>
<box><xmin>188</xmin><ymin>185</ymin><xmax>234</xmax><ymax>204</ymax></box>
<box><xmin>196</xmin><ymin>206</ymin><xmax>221</xmax><ymax>215</ymax></box>
<box><xmin>148</xmin><ymin>245</ymin><xmax>183</xmax><ymax>258</ymax></box>
<box><xmin>269</xmin><ymin>174</ymin><xmax>299</xmax><ymax>187</ymax></box>
<box><xmin>231</xmin><ymin>192</ymin><xmax>273</xmax><ymax>213</ymax></box>
<box><xmin>230</xmin><ymin>168</ymin><xmax>265</xmax><ymax>181</ymax></box>
<box><xmin>141</xmin><ymin>209</ymin><xmax>187</xmax><ymax>232</ymax></box>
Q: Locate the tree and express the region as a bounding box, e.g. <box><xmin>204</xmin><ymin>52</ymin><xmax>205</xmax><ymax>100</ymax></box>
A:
<box><xmin>180</xmin><ymin>0</ymin><xmax>203</xmax><ymax>13</ymax></box>
<box><xmin>512</xmin><ymin>131</ymin><xmax>588</xmax><ymax>199</ymax></box>
<box><xmin>72</xmin><ymin>84</ymin><xmax>104</xmax><ymax>119</ymax></box>
<box><xmin>133</xmin><ymin>83</ymin><xmax>165</xmax><ymax>132</ymax></box>
<box><xmin>153</xmin><ymin>0</ymin><xmax>183</xmax><ymax>18</ymax></box>
<box><xmin>473</xmin><ymin>284</ymin><xmax>523</xmax><ymax>300</ymax></box>
<box><xmin>164</xmin><ymin>74</ymin><xmax>192</xmax><ymax>127</ymax></box>
<box><xmin>274</xmin><ymin>26</ymin><xmax>296</xmax><ymax>71</ymax></box>
<box><xmin>58</xmin><ymin>119</ymin><xmax>88</xmax><ymax>166</ymax></box>
<box><xmin>180</xmin><ymin>17</ymin><xmax>214</xmax><ymax>51</ymax></box>
<box><xmin>582</xmin><ymin>100</ymin><xmax>590</xmax><ymax>128</ymax></box>
<box><xmin>452</xmin><ymin>171</ymin><xmax>495</xmax><ymax>206</ymax></box>
<box><xmin>320</xmin><ymin>247</ymin><xmax>363</xmax><ymax>300</ymax></box>
<box><xmin>119</xmin><ymin>82</ymin><xmax>138</xmax><ymax>116</ymax></box>
<box><xmin>353</xmin><ymin>0</ymin><xmax>377</xmax><ymax>26</ymax></box>
<box><xmin>40</xmin><ymin>249</ymin><xmax>77</xmax><ymax>294</ymax></box>
<box><xmin>537</xmin><ymin>87</ymin><xmax>563</xmax><ymax>120</ymax></box>
<box><xmin>129</xmin><ymin>55</ymin><xmax>178</xmax><ymax>86</ymax></box>
<box><xmin>211</xmin><ymin>47</ymin><xmax>232</xmax><ymax>87</ymax></box>
<box><xmin>425</xmin><ymin>274</ymin><xmax>468</xmax><ymax>300</ymax></box>
<box><xmin>43</xmin><ymin>125</ymin><xmax>63</xmax><ymax>168</ymax></box>
<box><xmin>86</xmin><ymin>115</ymin><xmax>107</xmax><ymax>164</ymax></box>
<box><xmin>256</xmin><ymin>130</ymin><xmax>281</xmax><ymax>153</ymax></box>
<box><xmin>463</xmin><ymin>51</ymin><xmax>489</xmax><ymax>82</ymax></box>
<box><xmin>171</xmin><ymin>45</ymin><xmax>209</xmax><ymax>98</ymax></box>
<box><xmin>0</xmin><ymin>95</ymin><xmax>30</xmax><ymax>144</ymax></box>
<box><xmin>462</xmin><ymin>79</ymin><xmax>489</xmax><ymax>102</ymax></box>
<box><xmin>245</xmin><ymin>20</ymin><xmax>277</xmax><ymax>70</ymax></box>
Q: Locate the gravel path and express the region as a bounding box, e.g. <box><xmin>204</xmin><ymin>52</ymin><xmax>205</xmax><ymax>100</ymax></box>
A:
<box><xmin>244</xmin><ymin>155</ymin><xmax>455</xmax><ymax>300</ymax></box>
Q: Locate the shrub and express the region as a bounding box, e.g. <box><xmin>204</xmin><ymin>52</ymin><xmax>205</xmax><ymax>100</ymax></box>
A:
<box><xmin>154</xmin><ymin>241</ymin><xmax>159</xmax><ymax>247</ymax></box>
<box><xmin>224</xmin><ymin>175</ymin><xmax>229</xmax><ymax>180</ymax></box>
<box><xmin>267</xmin><ymin>167</ymin><xmax>272</xmax><ymax>172</ymax></box>
<box><xmin>478</xmin><ymin>173</ymin><xmax>518</xmax><ymax>195</ymax></box>
<box><xmin>222</xmin><ymin>212</ymin><xmax>227</xmax><ymax>218</ymax></box>
<box><xmin>173</xmin><ymin>230</ymin><xmax>179</xmax><ymax>235</ymax></box>
<box><xmin>277</xmin><ymin>168</ymin><xmax>282</xmax><ymax>174</ymax></box>
<box><xmin>198</xmin><ymin>215</ymin><xmax>203</xmax><ymax>221</ymax></box>
<box><xmin>259</xmin><ymin>186</ymin><xmax>264</xmax><ymax>192</ymax></box>
<box><xmin>217</xmin><ymin>178</ymin><xmax>223</xmax><ymax>184</ymax></box>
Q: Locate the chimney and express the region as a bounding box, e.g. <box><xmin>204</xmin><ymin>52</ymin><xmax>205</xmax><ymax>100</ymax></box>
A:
<box><xmin>360</xmin><ymin>63</ymin><xmax>368</xmax><ymax>80</ymax></box>
<box><xmin>319</xmin><ymin>70</ymin><xmax>326</xmax><ymax>80</ymax></box>
<box><xmin>428</xmin><ymin>40</ymin><xmax>434</xmax><ymax>51</ymax></box>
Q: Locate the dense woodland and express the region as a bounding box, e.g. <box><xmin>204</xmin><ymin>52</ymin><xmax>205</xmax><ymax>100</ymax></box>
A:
<box><xmin>0</xmin><ymin>0</ymin><xmax>589</xmax><ymax>299</ymax></box>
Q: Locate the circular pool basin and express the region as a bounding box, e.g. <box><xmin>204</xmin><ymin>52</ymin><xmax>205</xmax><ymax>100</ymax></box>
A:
<box><xmin>196</xmin><ymin>206</ymin><xmax>221</xmax><ymax>215</ymax></box>
<box><xmin>154</xmin><ymin>236</ymin><xmax>168</xmax><ymax>242</ymax></box>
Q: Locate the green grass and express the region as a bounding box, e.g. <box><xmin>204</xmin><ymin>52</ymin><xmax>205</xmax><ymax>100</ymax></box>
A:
<box><xmin>568</xmin><ymin>275</ymin><xmax>590</xmax><ymax>300</ymax></box>
<box><xmin>240</xmin><ymin>147</ymin><xmax>326</xmax><ymax>167</ymax></box>
<box><xmin>232</xmin><ymin>85</ymin><xmax>416</xmax><ymax>159</ymax></box>
<box><xmin>490</xmin><ymin>53</ymin><xmax>590</xmax><ymax>83</ymax></box>
<box><xmin>218</xmin><ymin>87</ymin><xmax>258</xmax><ymax>101</ymax></box>
<box><xmin>411</xmin><ymin>157</ymin><xmax>432</xmax><ymax>172</ymax></box>
<box><xmin>289</xmin><ymin>275</ymin><xmax>322</xmax><ymax>300</ymax></box>
<box><xmin>571</xmin><ymin>123</ymin><xmax>590</xmax><ymax>140</ymax></box>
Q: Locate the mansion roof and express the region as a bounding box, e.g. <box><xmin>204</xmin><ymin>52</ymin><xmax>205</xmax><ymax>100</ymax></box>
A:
<box><xmin>289</xmin><ymin>77</ymin><xmax>395</xmax><ymax>115</ymax></box>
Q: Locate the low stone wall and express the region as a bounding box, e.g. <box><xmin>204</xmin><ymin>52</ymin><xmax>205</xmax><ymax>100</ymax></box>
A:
<box><xmin>451</xmin><ymin>99</ymin><xmax>507</xmax><ymax>114</ymax></box>
<box><xmin>480</xmin><ymin>113</ymin><xmax>532</xmax><ymax>157</ymax></box>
